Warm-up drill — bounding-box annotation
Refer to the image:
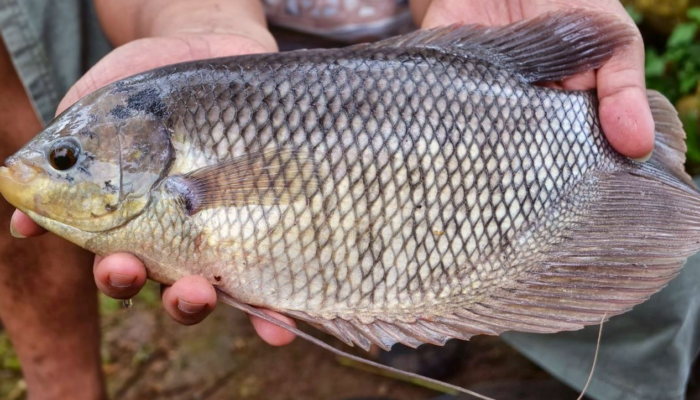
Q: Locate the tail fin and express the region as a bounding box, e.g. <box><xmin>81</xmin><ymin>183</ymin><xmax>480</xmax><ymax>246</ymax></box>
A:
<box><xmin>647</xmin><ymin>89</ymin><xmax>694</xmax><ymax>186</ymax></box>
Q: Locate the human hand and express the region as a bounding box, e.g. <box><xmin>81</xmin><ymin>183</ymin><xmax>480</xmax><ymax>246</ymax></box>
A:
<box><xmin>410</xmin><ymin>0</ymin><xmax>654</xmax><ymax>160</ymax></box>
<box><xmin>10</xmin><ymin>0</ymin><xmax>296</xmax><ymax>346</ymax></box>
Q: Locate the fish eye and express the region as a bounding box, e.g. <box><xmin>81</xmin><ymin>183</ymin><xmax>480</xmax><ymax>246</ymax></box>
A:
<box><xmin>48</xmin><ymin>139</ymin><xmax>80</xmax><ymax>171</ymax></box>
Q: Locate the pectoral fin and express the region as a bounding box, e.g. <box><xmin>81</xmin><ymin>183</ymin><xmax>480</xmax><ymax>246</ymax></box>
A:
<box><xmin>167</xmin><ymin>148</ymin><xmax>315</xmax><ymax>215</ymax></box>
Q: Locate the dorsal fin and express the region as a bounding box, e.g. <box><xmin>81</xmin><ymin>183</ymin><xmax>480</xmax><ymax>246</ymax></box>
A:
<box><xmin>365</xmin><ymin>9</ymin><xmax>637</xmax><ymax>83</ymax></box>
<box><xmin>646</xmin><ymin>89</ymin><xmax>693</xmax><ymax>186</ymax></box>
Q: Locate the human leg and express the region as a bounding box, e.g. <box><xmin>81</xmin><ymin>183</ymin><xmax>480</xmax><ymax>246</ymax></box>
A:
<box><xmin>0</xmin><ymin>35</ymin><xmax>106</xmax><ymax>400</ymax></box>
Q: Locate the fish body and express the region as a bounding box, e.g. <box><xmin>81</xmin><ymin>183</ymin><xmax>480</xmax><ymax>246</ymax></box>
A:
<box><xmin>2</xmin><ymin>10</ymin><xmax>699</xmax><ymax>351</ymax></box>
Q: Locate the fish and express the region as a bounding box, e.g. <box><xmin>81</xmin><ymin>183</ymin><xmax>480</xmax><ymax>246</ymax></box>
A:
<box><xmin>1</xmin><ymin>9</ymin><xmax>699</xmax><ymax>360</ymax></box>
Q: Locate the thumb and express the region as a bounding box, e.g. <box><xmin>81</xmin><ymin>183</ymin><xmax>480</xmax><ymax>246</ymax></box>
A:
<box><xmin>596</xmin><ymin>33</ymin><xmax>655</xmax><ymax>160</ymax></box>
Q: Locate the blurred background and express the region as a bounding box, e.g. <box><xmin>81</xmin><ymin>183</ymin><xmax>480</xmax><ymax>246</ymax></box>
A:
<box><xmin>0</xmin><ymin>2</ymin><xmax>699</xmax><ymax>400</ymax></box>
<box><xmin>623</xmin><ymin>0</ymin><xmax>700</xmax><ymax>176</ymax></box>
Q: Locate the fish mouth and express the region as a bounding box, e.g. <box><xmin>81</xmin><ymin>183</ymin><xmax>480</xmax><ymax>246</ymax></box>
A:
<box><xmin>3</xmin><ymin>157</ymin><xmax>39</xmax><ymax>182</ymax></box>
<box><xmin>0</xmin><ymin>160</ymin><xmax>39</xmax><ymax>211</ymax></box>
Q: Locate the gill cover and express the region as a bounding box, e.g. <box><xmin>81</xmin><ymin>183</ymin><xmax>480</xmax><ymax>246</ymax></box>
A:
<box><xmin>4</xmin><ymin>84</ymin><xmax>171</xmax><ymax>233</ymax></box>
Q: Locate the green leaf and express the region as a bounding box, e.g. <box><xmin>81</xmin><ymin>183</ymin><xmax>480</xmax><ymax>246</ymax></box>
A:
<box><xmin>682</xmin><ymin>112</ymin><xmax>700</xmax><ymax>167</ymax></box>
<box><xmin>135</xmin><ymin>280</ymin><xmax>161</xmax><ymax>308</ymax></box>
<box><xmin>688</xmin><ymin>7</ymin><xmax>700</xmax><ymax>23</ymax></box>
<box><xmin>665</xmin><ymin>47</ymin><xmax>688</xmax><ymax>63</ymax></box>
<box><xmin>626</xmin><ymin>4</ymin><xmax>644</xmax><ymax>24</ymax></box>
<box><xmin>646</xmin><ymin>76</ymin><xmax>681</xmax><ymax>104</ymax></box>
<box><xmin>668</xmin><ymin>23</ymin><xmax>698</xmax><ymax>47</ymax></box>
<box><xmin>690</xmin><ymin>44</ymin><xmax>700</xmax><ymax>61</ymax></box>
<box><xmin>99</xmin><ymin>293</ymin><xmax>121</xmax><ymax>314</ymax></box>
<box><xmin>645</xmin><ymin>49</ymin><xmax>667</xmax><ymax>77</ymax></box>
<box><xmin>679</xmin><ymin>64</ymin><xmax>700</xmax><ymax>94</ymax></box>
<box><xmin>0</xmin><ymin>334</ymin><xmax>22</xmax><ymax>373</ymax></box>
<box><xmin>681</xmin><ymin>76</ymin><xmax>699</xmax><ymax>95</ymax></box>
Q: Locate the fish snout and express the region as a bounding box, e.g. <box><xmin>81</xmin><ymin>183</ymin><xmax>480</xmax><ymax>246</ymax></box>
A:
<box><xmin>3</xmin><ymin>156</ymin><xmax>39</xmax><ymax>184</ymax></box>
<box><xmin>0</xmin><ymin>157</ymin><xmax>42</xmax><ymax>211</ymax></box>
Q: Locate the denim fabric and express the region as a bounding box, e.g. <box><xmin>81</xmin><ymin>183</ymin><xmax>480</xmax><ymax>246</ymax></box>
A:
<box><xmin>0</xmin><ymin>0</ymin><xmax>111</xmax><ymax>125</ymax></box>
<box><xmin>503</xmin><ymin>177</ymin><xmax>700</xmax><ymax>400</ymax></box>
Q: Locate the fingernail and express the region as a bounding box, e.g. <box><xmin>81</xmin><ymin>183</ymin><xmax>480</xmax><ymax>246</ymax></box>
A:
<box><xmin>9</xmin><ymin>224</ymin><xmax>24</xmax><ymax>239</ymax></box>
<box><xmin>632</xmin><ymin>150</ymin><xmax>653</xmax><ymax>162</ymax></box>
<box><xmin>108</xmin><ymin>273</ymin><xmax>136</xmax><ymax>288</ymax></box>
<box><xmin>177</xmin><ymin>299</ymin><xmax>206</xmax><ymax>314</ymax></box>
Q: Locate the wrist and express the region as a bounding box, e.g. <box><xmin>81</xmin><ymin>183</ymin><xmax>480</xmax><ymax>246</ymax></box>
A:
<box><xmin>95</xmin><ymin>0</ymin><xmax>277</xmax><ymax>53</ymax></box>
<box><xmin>140</xmin><ymin>1</ymin><xmax>277</xmax><ymax>53</ymax></box>
<box><xmin>409</xmin><ymin>0</ymin><xmax>433</xmax><ymax>26</ymax></box>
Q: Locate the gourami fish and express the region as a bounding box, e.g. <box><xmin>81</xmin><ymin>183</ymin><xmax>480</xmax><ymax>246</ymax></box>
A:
<box><xmin>1</xmin><ymin>10</ymin><xmax>698</xmax><ymax>391</ymax></box>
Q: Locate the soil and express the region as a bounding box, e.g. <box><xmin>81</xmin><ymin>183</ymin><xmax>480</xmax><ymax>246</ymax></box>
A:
<box><xmin>94</xmin><ymin>283</ymin><xmax>551</xmax><ymax>400</ymax></box>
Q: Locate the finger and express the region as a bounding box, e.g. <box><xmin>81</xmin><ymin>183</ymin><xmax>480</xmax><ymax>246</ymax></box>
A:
<box><xmin>248</xmin><ymin>309</ymin><xmax>296</xmax><ymax>346</ymax></box>
<box><xmin>420</xmin><ymin>0</ymin><xmax>483</xmax><ymax>27</ymax></box>
<box><xmin>535</xmin><ymin>70</ymin><xmax>597</xmax><ymax>92</ymax></box>
<box><xmin>93</xmin><ymin>253</ymin><xmax>148</xmax><ymax>299</ymax></box>
<box><xmin>9</xmin><ymin>210</ymin><xmax>47</xmax><ymax>238</ymax></box>
<box><xmin>597</xmin><ymin>36</ymin><xmax>654</xmax><ymax>159</ymax></box>
<box><xmin>418</xmin><ymin>0</ymin><xmax>521</xmax><ymax>28</ymax></box>
<box><xmin>161</xmin><ymin>275</ymin><xmax>216</xmax><ymax>325</ymax></box>
<box><xmin>559</xmin><ymin>71</ymin><xmax>596</xmax><ymax>91</ymax></box>
<box><xmin>409</xmin><ymin>0</ymin><xmax>433</xmax><ymax>26</ymax></box>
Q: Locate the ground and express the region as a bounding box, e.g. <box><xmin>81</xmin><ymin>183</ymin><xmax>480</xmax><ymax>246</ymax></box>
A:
<box><xmin>0</xmin><ymin>281</ymin><xmax>558</xmax><ymax>400</ymax></box>
<box><xmin>3</xmin><ymin>281</ymin><xmax>700</xmax><ymax>399</ymax></box>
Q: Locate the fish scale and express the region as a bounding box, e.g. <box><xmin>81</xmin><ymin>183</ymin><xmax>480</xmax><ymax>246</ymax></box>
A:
<box><xmin>114</xmin><ymin>45</ymin><xmax>609</xmax><ymax>318</ymax></box>
<box><xmin>3</xmin><ymin>11</ymin><xmax>700</xmax><ymax>353</ymax></box>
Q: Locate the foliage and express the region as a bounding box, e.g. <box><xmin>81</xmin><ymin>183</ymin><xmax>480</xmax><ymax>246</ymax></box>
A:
<box><xmin>644</xmin><ymin>8</ymin><xmax>700</xmax><ymax>103</ymax></box>
<box><xmin>683</xmin><ymin>110</ymin><xmax>700</xmax><ymax>170</ymax></box>
<box><xmin>99</xmin><ymin>280</ymin><xmax>162</xmax><ymax>316</ymax></box>
<box><xmin>631</xmin><ymin>6</ymin><xmax>700</xmax><ymax>172</ymax></box>
<box><xmin>0</xmin><ymin>333</ymin><xmax>21</xmax><ymax>372</ymax></box>
<box><xmin>0</xmin><ymin>332</ymin><xmax>24</xmax><ymax>399</ymax></box>
<box><xmin>625</xmin><ymin>4</ymin><xmax>644</xmax><ymax>24</ymax></box>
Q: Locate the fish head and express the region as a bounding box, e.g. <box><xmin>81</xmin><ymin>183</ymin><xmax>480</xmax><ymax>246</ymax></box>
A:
<box><xmin>0</xmin><ymin>84</ymin><xmax>172</xmax><ymax>239</ymax></box>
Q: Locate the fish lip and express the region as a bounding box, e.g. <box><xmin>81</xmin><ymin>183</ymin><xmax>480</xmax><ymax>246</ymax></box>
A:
<box><xmin>3</xmin><ymin>158</ymin><xmax>40</xmax><ymax>184</ymax></box>
<box><xmin>0</xmin><ymin>166</ymin><xmax>14</xmax><ymax>185</ymax></box>
<box><xmin>0</xmin><ymin>166</ymin><xmax>10</xmax><ymax>186</ymax></box>
<box><xmin>0</xmin><ymin>161</ymin><xmax>40</xmax><ymax>212</ymax></box>
<box><xmin>0</xmin><ymin>166</ymin><xmax>23</xmax><ymax>209</ymax></box>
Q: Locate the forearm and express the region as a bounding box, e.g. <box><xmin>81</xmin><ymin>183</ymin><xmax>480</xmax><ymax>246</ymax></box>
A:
<box><xmin>93</xmin><ymin>0</ymin><xmax>277</xmax><ymax>52</ymax></box>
